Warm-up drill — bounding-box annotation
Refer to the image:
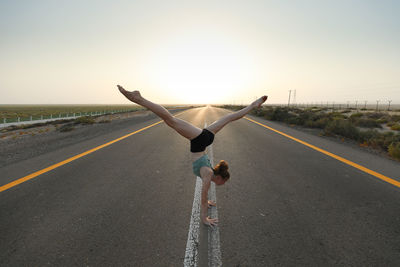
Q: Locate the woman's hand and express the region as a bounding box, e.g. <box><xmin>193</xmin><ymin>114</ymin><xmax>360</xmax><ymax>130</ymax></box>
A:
<box><xmin>207</xmin><ymin>200</ymin><xmax>216</xmax><ymax>208</ymax></box>
<box><xmin>203</xmin><ymin>216</ymin><xmax>218</xmax><ymax>227</ymax></box>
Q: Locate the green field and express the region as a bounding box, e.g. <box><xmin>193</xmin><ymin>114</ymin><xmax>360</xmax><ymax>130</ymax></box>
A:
<box><xmin>0</xmin><ymin>104</ymin><xmax>144</xmax><ymax>122</ymax></box>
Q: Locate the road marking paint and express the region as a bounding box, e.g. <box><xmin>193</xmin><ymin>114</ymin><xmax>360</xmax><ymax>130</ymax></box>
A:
<box><xmin>0</xmin><ymin>110</ymin><xmax>189</xmax><ymax>193</ymax></box>
<box><xmin>184</xmin><ymin>176</ymin><xmax>202</xmax><ymax>267</ymax></box>
<box><xmin>208</xmin><ymin>144</ymin><xmax>222</xmax><ymax>266</ymax></box>
<box><xmin>0</xmin><ymin>120</ymin><xmax>163</xmax><ymax>192</ymax></box>
<box><xmin>245</xmin><ymin>117</ymin><xmax>400</xmax><ymax>189</ymax></box>
<box><xmin>184</xmin><ymin>122</ymin><xmax>223</xmax><ymax>266</ymax></box>
<box><xmin>184</xmin><ymin>123</ymin><xmax>209</xmax><ymax>267</ymax></box>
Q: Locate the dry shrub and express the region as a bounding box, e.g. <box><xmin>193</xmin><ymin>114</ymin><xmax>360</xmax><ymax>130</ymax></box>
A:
<box><xmin>75</xmin><ymin>116</ymin><xmax>95</xmax><ymax>124</ymax></box>
<box><xmin>388</xmin><ymin>142</ymin><xmax>400</xmax><ymax>160</ymax></box>
<box><xmin>391</xmin><ymin>124</ymin><xmax>400</xmax><ymax>131</ymax></box>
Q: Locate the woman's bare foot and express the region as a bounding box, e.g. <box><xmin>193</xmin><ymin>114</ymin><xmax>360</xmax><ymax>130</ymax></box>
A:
<box><xmin>252</xmin><ymin>95</ymin><xmax>268</xmax><ymax>108</ymax></box>
<box><xmin>117</xmin><ymin>85</ymin><xmax>142</xmax><ymax>103</ymax></box>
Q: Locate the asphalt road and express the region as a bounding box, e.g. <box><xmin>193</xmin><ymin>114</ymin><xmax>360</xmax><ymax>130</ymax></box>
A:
<box><xmin>1</xmin><ymin>106</ymin><xmax>400</xmax><ymax>266</ymax></box>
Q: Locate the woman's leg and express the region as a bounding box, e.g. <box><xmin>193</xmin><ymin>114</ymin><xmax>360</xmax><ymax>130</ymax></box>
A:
<box><xmin>206</xmin><ymin>96</ymin><xmax>268</xmax><ymax>135</ymax></box>
<box><xmin>118</xmin><ymin>85</ymin><xmax>202</xmax><ymax>140</ymax></box>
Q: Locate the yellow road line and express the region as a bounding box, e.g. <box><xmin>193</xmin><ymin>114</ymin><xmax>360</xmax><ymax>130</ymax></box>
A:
<box><xmin>245</xmin><ymin>117</ymin><xmax>400</xmax><ymax>189</ymax></box>
<box><xmin>0</xmin><ymin>118</ymin><xmax>169</xmax><ymax>193</ymax></box>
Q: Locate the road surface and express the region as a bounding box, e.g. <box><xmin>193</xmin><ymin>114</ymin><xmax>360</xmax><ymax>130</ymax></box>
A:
<box><xmin>1</xmin><ymin>106</ymin><xmax>400</xmax><ymax>266</ymax></box>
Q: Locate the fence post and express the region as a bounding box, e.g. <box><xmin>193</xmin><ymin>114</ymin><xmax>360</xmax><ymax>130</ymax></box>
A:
<box><xmin>3</xmin><ymin>118</ymin><xmax>5</xmax><ymax>124</ymax></box>
<box><xmin>18</xmin><ymin>117</ymin><xmax>20</xmax><ymax>122</ymax></box>
<box><xmin>41</xmin><ymin>115</ymin><xmax>43</xmax><ymax>120</ymax></box>
<box><xmin>30</xmin><ymin>115</ymin><xmax>32</xmax><ymax>121</ymax></box>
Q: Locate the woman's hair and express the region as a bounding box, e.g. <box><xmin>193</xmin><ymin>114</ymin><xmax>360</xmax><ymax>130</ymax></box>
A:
<box><xmin>213</xmin><ymin>160</ymin><xmax>230</xmax><ymax>180</ymax></box>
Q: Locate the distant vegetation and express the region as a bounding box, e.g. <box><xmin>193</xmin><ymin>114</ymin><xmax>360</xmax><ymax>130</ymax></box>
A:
<box><xmin>221</xmin><ymin>105</ymin><xmax>400</xmax><ymax>161</ymax></box>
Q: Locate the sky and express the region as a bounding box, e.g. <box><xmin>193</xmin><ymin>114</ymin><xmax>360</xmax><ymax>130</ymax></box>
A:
<box><xmin>0</xmin><ymin>0</ymin><xmax>399</xmax><ymax>105</ymax></box>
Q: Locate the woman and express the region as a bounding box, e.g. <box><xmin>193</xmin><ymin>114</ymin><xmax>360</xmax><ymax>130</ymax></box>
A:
<box><xmin>118</xmin><ymin>85</ymin><xmax>267</xmax><ymax>226</ymax></box>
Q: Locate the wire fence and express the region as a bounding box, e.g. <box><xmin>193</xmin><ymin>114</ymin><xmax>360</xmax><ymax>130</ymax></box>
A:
<box><xmin>1</xmin><ymin>109</ymin><xmax>137</xmax><ymax>126</ymax></box>
<box><xmin>278</xmin><ymin>102</ymin><xmax>400</xmax><ymax>112</ymax></box>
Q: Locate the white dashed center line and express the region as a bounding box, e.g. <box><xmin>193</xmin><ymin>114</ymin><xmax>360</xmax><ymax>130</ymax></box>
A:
<box><xmin>184</xmin><ymin>123</ymin><xmax>222</xmax><ymax>267</ymax></box>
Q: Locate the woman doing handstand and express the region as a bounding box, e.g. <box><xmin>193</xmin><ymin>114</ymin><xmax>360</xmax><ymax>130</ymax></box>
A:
<box><xmin>118</xmin><ymin>85</ymin><xmax>268</xmax><ymax>226</ymax></box>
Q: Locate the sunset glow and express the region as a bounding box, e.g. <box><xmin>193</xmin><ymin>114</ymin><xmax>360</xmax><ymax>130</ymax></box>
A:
<box><xmin>0</xmin><ymin>1</ymin><xmax>399</xmax><ymax>104</ymax></box>
<box><xmin>142</xmin><ymin>33</ymin><xmax>260</xmax><ymax>104</ymax></box>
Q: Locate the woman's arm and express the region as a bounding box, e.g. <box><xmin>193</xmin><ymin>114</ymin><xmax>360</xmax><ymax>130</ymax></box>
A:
<box><xmin>200</xmin><ymin>169</ymin><xmax>218</xmax><ymax>227</ymax></box>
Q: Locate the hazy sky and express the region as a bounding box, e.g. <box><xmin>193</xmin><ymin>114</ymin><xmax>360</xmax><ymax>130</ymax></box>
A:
<box><xmin>1</xmin><ymin>0</ymin><xmax>399</xmax><ymax>104</ymax></box>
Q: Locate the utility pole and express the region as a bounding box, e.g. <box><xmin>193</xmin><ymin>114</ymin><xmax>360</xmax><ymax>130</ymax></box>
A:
<box><xmin>364</xmin><ymin>101</ymin><xmax>367</xmax><ymax>110</ymax></box>
<box><xmin>293</xmin><ymin>90</ymin><xmax>296</xmax><ymax>106</ymax></box>
<box><xmin>376</xmin><ymin>100</ymin><xmax>380</xmax><ymax>111</ymax></box>
<box><xmin>347</xmin><ymin>101</ymin><xmax>349</xmax><ymax>109</ymax></box>
<box><xmin>288</xmin><ymin>90</ymin><xmax>292</xmax><ymax>107</ymax></box>
<box><xmin>388</xmin><ymin>100</ymin><xmax>392</xmax><ymax>111</ymax></box>
<box><xmin>355</xmin><ymin>100</ymin><xmax>358</xmax><ymax>110</ymax></box>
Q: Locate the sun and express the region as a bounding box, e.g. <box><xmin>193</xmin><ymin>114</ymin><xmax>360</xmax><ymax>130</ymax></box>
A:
<box><xmin>142</xmin><ymin>34</ymin><xmax>258</xmax><ymax>104</ymax></box>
